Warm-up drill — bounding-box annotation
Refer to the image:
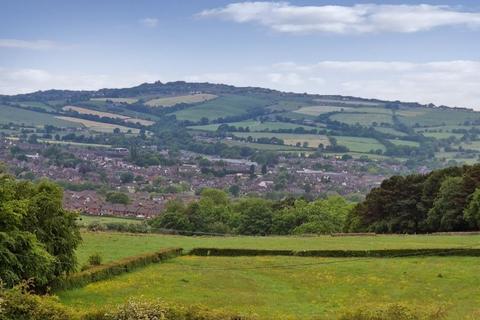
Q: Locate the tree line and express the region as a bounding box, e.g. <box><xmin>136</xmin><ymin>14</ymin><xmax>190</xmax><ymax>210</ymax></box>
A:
<box><xmin>346</xmin><ymin>164</ymin><xmax>480</xmax><ymax>233</ymax></box>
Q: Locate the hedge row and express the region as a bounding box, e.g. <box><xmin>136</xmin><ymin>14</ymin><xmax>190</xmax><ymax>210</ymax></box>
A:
<box><xmin>189</xmin><ymin>247</ymin><xmax>480</xmax><ymax>257</ymax></box>
<box><xmin>52</xmin><ymin>248</ymin><xmax>182</xmax><ymax>291</ymax></box>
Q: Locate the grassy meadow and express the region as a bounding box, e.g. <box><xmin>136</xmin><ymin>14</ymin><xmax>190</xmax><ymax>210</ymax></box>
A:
<box><xmin>60</xmin><ymin>254</ymin><xmax>480</xmax><ymax>319</ymax></box>
<box><xmin>332</xmin><ymin>136</ymin><xmax>386</xmax><ymax>153</ymax></box>
<box><xmin>55</xmin><ymin>116</ymin><xmax>140</xmax><ymax>133</ymax></box>
<box><xmin>0</xmin><ymin>104</ymin><xmax>80</xmax><ymax>127</ymax></box>
<box><xmin>232</xmin><ymin>132</ymin><xmax>329</xmax><ymax>148</ymax></box>
<box><xmin>189</xmin><ymin>120</ymin><xmax>318</xmax><ymax>132</ymax></box>
<box><xmin>146</xmin><ymin>93</ymin><xmax>217</xmax><ymax>107</ymax></box>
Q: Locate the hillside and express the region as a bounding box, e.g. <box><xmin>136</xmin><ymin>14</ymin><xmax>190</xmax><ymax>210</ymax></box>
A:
<box><xmin>1</xmin><ymin>81</ymin><xmax>479</xmax><ymax>165</ymax></box>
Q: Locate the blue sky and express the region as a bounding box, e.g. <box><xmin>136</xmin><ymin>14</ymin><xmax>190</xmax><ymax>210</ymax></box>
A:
<box><xmin>1</xmin><ymin>1</ymin><xmax>480</xmax><ymax>108</ymax></box>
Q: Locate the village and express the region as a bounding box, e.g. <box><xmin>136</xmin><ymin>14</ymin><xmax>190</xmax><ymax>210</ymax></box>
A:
<box><xmin>0</xmin><ymin>137</ymin><xmax>408</xmax><ymax>219</ymax></box>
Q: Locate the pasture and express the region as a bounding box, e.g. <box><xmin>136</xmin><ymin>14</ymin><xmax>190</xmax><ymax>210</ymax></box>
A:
<box><xmin>398</xmin><ymin>109</ymin><xmax>480</xmax><ymax>127</ymax></box>
<box><xmin>146</xmin><ymin>93</ymin><xmax>217</xmax><ymax>107</ymax></box>
<box><xmin>63</xmin><ymin>105</ymin><xmax>155</xmax><ymax>126</ymax></box>
<box><xmin>332</xmin><ymin>136</ymin><xmax>385</xmax><ymax>153</ymax></box>
<box><xmin>173</xmin><ymin>95</ymin><xmax>269</xmax><ymax>121</ymax></box>
<box><xmin>90</xmin><ymin>97</ymin><xmax>138</xmax><ymax>104</ymax></box>
<box><xmin>58</xmin><ymin>232</ymin><xmax>480</xmax><ymax>319</ymax></box>
<box><xmin>55</xmin><ymin>116</ymin><xmax>139</xmax><ymax>133</ymax></box>
<box><xmin>223</xmin><ymin>139</ymin><xmax>308</xmax><ymax>151</ymax></box>
<box><xmin>387</xmin><ymin>139</ymin><xmax>420</xmax><ymax>147</ymax></box>
<box><xmin>76</xmin><ymin>231</ymin><xmax>480</xmax><ymax>266</ymax></box>
<box><xmin>189</xmin><ymin>120</ymin><xmax>318</xmax><ymax>132</ymax></box>
<box><xmin>374</xmin><ymin>126</ymin><xmax>408</xmax><ymax>137</ymax></box>
<box><xmin>0</xmin><ymin>104</ymin><xmax>81</xmax><ymax>127</ymax></box>
<box><xmin>329</xmin><ymin>112</ymin><xmax>393</xmax><ymax>126</ymax></box>
<box><xmin>293</xmin><ymin>106</ymin><xmax>353</xmax><ymax>116</ymax></box>
<box><xmin>232</xmin><ymin>132</ymin><xmax>329</xmax><ymax>148</ymax></box>
<box><xmin>76</xmin><ymin>215</ymin><xmax>143</xmax><ymax>228</ymax></box>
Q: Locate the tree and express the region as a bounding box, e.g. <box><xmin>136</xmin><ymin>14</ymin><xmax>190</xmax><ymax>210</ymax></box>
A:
<box><xmin>261</xmin><ymin>164</ymin><xmax>267</xmax><ymax>175</ymax></box>
<box><xmin>236</xmin><ymin>198</ymin><xmax>273</xmax><ymax>235</ymax></box>
<box><xmin>106</xmin><ymin>192</ymin><xmax>130</xmax><ymax>205</ymax></box>
<box><xmin>120</xmin><ymin>171</ymin><xmax>134</xmax><ymax>184</ymax></box>
<box><xmin>0</xmin><ymin>177</ymin><xmax>81</xmax><ymax>288</ymax></box>
<box><xmin>427</xmin><ymin>176</ymin><xmax>469</xmax><ymax>231</ymax></box>
<box><xmin>229</xmin><ymin>185</ymin><xmax>240</xmax><ymax>197</ymax></box>
<box><xmin>464</xmin><ymin>188</ymin><xmax>480</xmax><ymax>229</ymax></box>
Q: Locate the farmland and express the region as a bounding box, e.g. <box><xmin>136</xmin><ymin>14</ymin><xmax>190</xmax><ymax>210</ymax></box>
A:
<box><xmin>63</xmin><ymin>105</ymin><xmax>155</xmax><ymax>126</ymax></box>
<box><xmin>329</xmin><ymin>112</ymin><xmax>394</xmax><ymax>126</ymax></box>
<box><xmin>173</xmin><ymin>95</ymin><xmax>269</xmax><ymax>121</ymax></box>
<box><xmin>59</xmin><ymin>255</ymin><xmax>480</xmax><ymax>319</ymax></box>
<box><xmin>64</xmin><ymin>231</ymin><xmax>480</xmax><ymax>319</ymax></box>
<box><xmin>189</xmin><ymin>120</ymin><xmax>318</xmax><ymax>132</ymax></box>
<box><xmin>55</xmin><ymin>116</ymin><xmax>140</xmax><ymax>133</ymax></box>
<box><xmin>90</xmin><ymin>97</ymin><xmax>138</xmax><ymax>104</ymax></box>
<box><xmin>224</xmin><ymin>139</ymin><xmax>309</xmax><ymax>151</ymax></box>
<box><xmin>146</xmin><ymin>93</ymin><xmax>217</xmax><ymax>107</ymax></box>
<box><xmin>0</xmin><ymin>104</ymin><xmax>80</xmax><ymax>127</ymax></box>
<box><xmin>294</xmin><ymin>105</ymin><xmax>353</xmax><ymax>116</ymax></box>
<box><xmin>232</xmin><ymin>132</ymin><xmax>329</xmax><ymax>148</ymax></box>
<box><xmin>332</xmin><ymin>136</ymin><xmax>385</xmax><ymax>153</ymax></box>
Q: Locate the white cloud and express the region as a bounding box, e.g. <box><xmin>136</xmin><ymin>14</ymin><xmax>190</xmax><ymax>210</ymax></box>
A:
<box><xmin>139</xmin><ymin>18</ymin><xmax>159</xmax><ymax>28</ymax></box>
<box><xmin>0</xmin><ymin>68</ymin><xmax>163</xmax><ymax>94</ymax></box>
<box><xmin>182</xmin><ymin>60</ymin><xmax>480</xmax><ymax>109</ymax></box>
<box><xmin>199</xmin><ymin>2</ymin><xmax>480</xmax><ymax>34</ymax></box>
<box><xmin>0</xmin><ymin>39</ymin><xmax>65</xmax><ymax>50</ymax></box>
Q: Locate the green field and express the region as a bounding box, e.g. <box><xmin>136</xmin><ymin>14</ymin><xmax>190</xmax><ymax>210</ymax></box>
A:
<box><xmin>18</xmin><ymin>101</ymin><xmax>57</xmax><ymax>112</ymax></box>
<box><xmin>332</xmin><ymin>136</ymin><xmax>386</xmax><ymax>153</ymax></box>
<box><xmin>76</xmin><ymin>215</ymin><xmax>143</xmax><ymax>228</ymax></box>
<box><xmin>173</xmin><ymin>95</ymin><xmax>269</xmax><ymax>121</ymax></box>
<box><xmin>59</xmin><ymin>255</ymin><xmax>480</xmax><ymax>319</ymax></box>
<box><xmin>76</xmin><ymin>231</ymin><xmax>480</xmax><ymax>266</ymax></box>
<box><xmin>232</xmin><ymin>132</ymin><xmax>329</xmax><ymax>148</ymax></box>
<box><xmin>293</xmin><ymin>106</ymin><xmax>353</xmax><ymax>116</ymax></box>
<box><xmin>90</xmin><ymin>97</ymin><xmax>138</xmax><ymax>104</ymax></box>
<box><xmin>0</xmin><ymin>105</ymin><xmax>81</xmax><ymax>127</ymax></box>
<box><xmin>146</xmin><ymin>93</ymin><xmax>217</xmax><ymax>107</ymax></box>
<box><xmin>223</xmin><ymin>139</ymin><xmax>308</xmax><ymax>151</ymax></box>
<box><xmin>398</xmin><ymin>108</ymin><xmax>480</xmax><ymax>127</ymax></box>
<box><xmin>374</xmin><ymin>127</ymin><xmax>408</xmax><ymax>137</ymax></box>
<box><xmin>189</xmin><ymin>120</ymin><xmax>318</xmax><ymax>132</ymax></box>
<box><xmin>388</xmin><ymin>139</ymin><xmax>420</xmax><ymax>147</ymax></box>
<box><xmin>329</xmin><ymin>112</ymin><xmax>393</xmax><ymax>126</ymax></box>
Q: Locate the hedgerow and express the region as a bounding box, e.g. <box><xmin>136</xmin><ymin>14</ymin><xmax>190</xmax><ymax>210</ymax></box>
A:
<box><xmin>189</xmin><ymin>247</ymin><xmax>480</xmax><ymax>257</ymax></box>
<box><xmin>51</xmin><ymin>248</ymin><xmax>182</xmax><ymax>291</ymax></box>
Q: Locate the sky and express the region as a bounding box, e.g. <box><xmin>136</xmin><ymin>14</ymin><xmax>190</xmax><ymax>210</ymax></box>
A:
<box><xmin>1</xmin><ymin>0</ymin><xmax>480</xmax><ymax>108</ymax></box>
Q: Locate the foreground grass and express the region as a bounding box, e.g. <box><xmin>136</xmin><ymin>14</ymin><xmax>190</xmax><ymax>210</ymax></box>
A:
<box><xmin>59</xmin><ymin>255</ymin><xmax>480</xmax><ymax>319</ymax></box>
<box><xmin>76</xmin><ymin>231</ymin><xmax>480</xmax><ymax>266</ymax></box>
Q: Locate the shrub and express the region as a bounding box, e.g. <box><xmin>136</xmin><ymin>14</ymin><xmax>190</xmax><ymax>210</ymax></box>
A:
<box><xmin>339</xmin><ymin>304</ymin><xmax>447</xmax><ymax>320</ymax></box>
<box><xmin>88</xmin><ymin>253</ymin><xmax>102</xmax><ymax>266</ymax></box>
<box><xmin>0</xmin><ymin>282</ymin><xmax>75</xmax><ymax>320</ymax></box>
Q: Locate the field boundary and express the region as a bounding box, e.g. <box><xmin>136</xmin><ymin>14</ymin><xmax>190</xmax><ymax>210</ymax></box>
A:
<box><xmin>52</xmin><ymin>248</ymin><xmax>182</xmax><ymax>291</ymax></box>
<box><xmin>189</xmin><ymin>247</ymin><xmax>480</xmax><ymax>257</ymax></box>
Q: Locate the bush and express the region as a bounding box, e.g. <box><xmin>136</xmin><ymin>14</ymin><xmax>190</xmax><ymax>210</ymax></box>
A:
<box><xmin>88</xmin><ymin>253</ymin><xmax>102</xmax><ymax>266</ymax></box>
<box><xmin>339</xmin><ymin>304</ymin><xmax>447</xmax><ymax>320</ymax></box>
<box><xmin>0</xmin><ymin>282</ymin><xmax>75</xmax><ymax>320</ymax></box>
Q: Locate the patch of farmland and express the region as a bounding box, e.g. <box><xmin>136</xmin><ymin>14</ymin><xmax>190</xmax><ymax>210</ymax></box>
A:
<box><xmin>189</xmin><ymin>120</ymin><xmax>318</xmax><ymax>132</ymax></box>
<box><xmin>55</xmin><ymin>116</ymin><xmax>139</xmax><ymax>133</ymax></box>
<box><xmin>387</xmin><ymin>139</ymin><xmax>420</xmax><ymax>147</ymax></box>
<box><xmin>233</xmin><ymin>132</ymin><xmax>330</xmax><ymax>148</ymax></box>
<box><xmin>38</xmin><ymin>139</ymin><xmax>111</xmax><ymax>148</ymax></box>
<box><xmin>0</xmin><ymin>105</ymin><xmax>81</xmax><ymax>127</ymax></box>
<box><xmin>146</xmin><ymin>93</ymin><xmax>217</xmax><ymax>107</ymax></box>
<box><xmin>329</xmin><ymin>112</ymin><xmax>393</xmax><ymax>126</ymax></box>
<box><xmin>460</xmin><ymin>141</ymin><xmax>480</xmax><ymax>151</ymax></box>
<box><xmin>374</xmin><ymin>127</ymin><xmax>407</xmax><ymax>137</ymax></box>
<box><xmin>173</xmin><ymin>95</ymin><xmax>269</xmax><ymax>121</ymax></box>
<box><xmin>315</xmin><ymin>98</ymin><xmax>383</xmax><ymax>106</ymax></box>
<box><xmin>223</xmin><ymin>139</ymin><xmax>308</xmax><ymax>151</ymax></box>
<box><xmin>333</xmin><ymin>136</ymin><xmax>386</xmax><ymax>153</ymax></box>
<box><xmin>399</xmin><ymin>108</ymin><xmax>480</xmax><ymax>127</ymax></box>
<box><xmin>63</xmin><ymin>106</ymin><xmax>154</xmax><ymax>126</ymax></box>
<box><xmin>90</xmin><ymin>97</ymin><xmax>138</xmax><ymax>104</ymax></box>
<box><xmin>18</xmin><ymin>101</ymin><xmax>57</xmax><ymax>112</ymax></box>
<box><xmin>59</xmin><ymin>255</ymin><xmax>480</xmax><ymax>319</ymax></box>
<box><xmin>294</xmin><ymin>105</ymin><xmax>353</xmax><ymax>116</ymax></box>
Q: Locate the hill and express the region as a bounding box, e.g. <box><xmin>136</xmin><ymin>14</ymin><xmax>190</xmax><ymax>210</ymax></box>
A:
<box><xmin>1</xmin><ymin>80</ymin><xmax>479</xmax><ymax>165</ymax></box>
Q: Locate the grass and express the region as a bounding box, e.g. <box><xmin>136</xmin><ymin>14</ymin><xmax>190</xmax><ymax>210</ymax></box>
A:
<box><xmin>59</xmin><ymin>255</ymin><xmax>480</xmax><ymax>319</ymax></box>
<box><xmin>374</xmin><ymin>127</ymin><xmax>408</xmax><ymax>137</ymax></box>
<box><xmin>388</xmin><ymin>139</ymin><xmax>420</xmax><ymax>147</ymax></box>
<box><xmin>223</xmin><ymin>140</ymin><xmax>308</xmax><ymax>151</ymax></box>
<box><xmin>232</xmin><ymin>132</ymin><xmax>329</xmax><ymax>148</ymax></box>
<box><xmin>76</xmin><ymin>231</ymin><xmax>480</xmax><ymax>266</ymax></box>
<box><xmin>18</xmin><ymin>101</ymin><xmax>57</xmax><ymax>112</ymax></box>
<box><xmin>314</xmin><ymin>98</ymin><xmax>383</xmax><ymax>106</ymax></box>
<box><xmin>63</xmin><ymin>106</ymin><xmax>154</xmax><ymax>126</ymax></box>
<box><xmin>293</xmin><ymin>106</ymin><xmax>353</xmax><ymax>116</ymax></box>
<box><xmin>173</xmin><ymin>95</ymin><xmax>269</xmax><ymax>121</ymax></box>
<box><xmin>329</xmin><ymin>112</ymin><xmax>393</xmax><ymax>126</ymax></box>
<box><xmin>38</xmin><ymin>140</ymin><xmax>111</xmax><ymax>148</ymax></box>
<box><xmin>0</xmin><ymin>105</ymin><xmax>81</xmax><ymax>127</ymax></box>
<box><xmin>188</xmin><ymin>120</ymin><xmax>317</xmax><ymax>132</ymax></box>
<box><xmin>332</xmin><ymin>136</ymin><xmax>386</xmax><ymax>153</ymax></box>
<box><xmin>77</xmin><ymin>215</ymin><xmax>143</xmax><ymax>228</ymax></box>
<box><xmin>55</xmin><ymin>116</ymin><xmax>139</xmax><ymax>133</ymax></box>
<box><xmin>146</xmin><ymin>94</ymin><xmax>217</xmax><ymax>107</ymax></box>
<box><xmin>398</xmin><ymin>108</ymin><xmax>480</xmax><ymax>127</ymax></box>
<box><xmin>90</xmin><ymin>97</ymin><xmax>138</xmax><ymax>104</ymax></box>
